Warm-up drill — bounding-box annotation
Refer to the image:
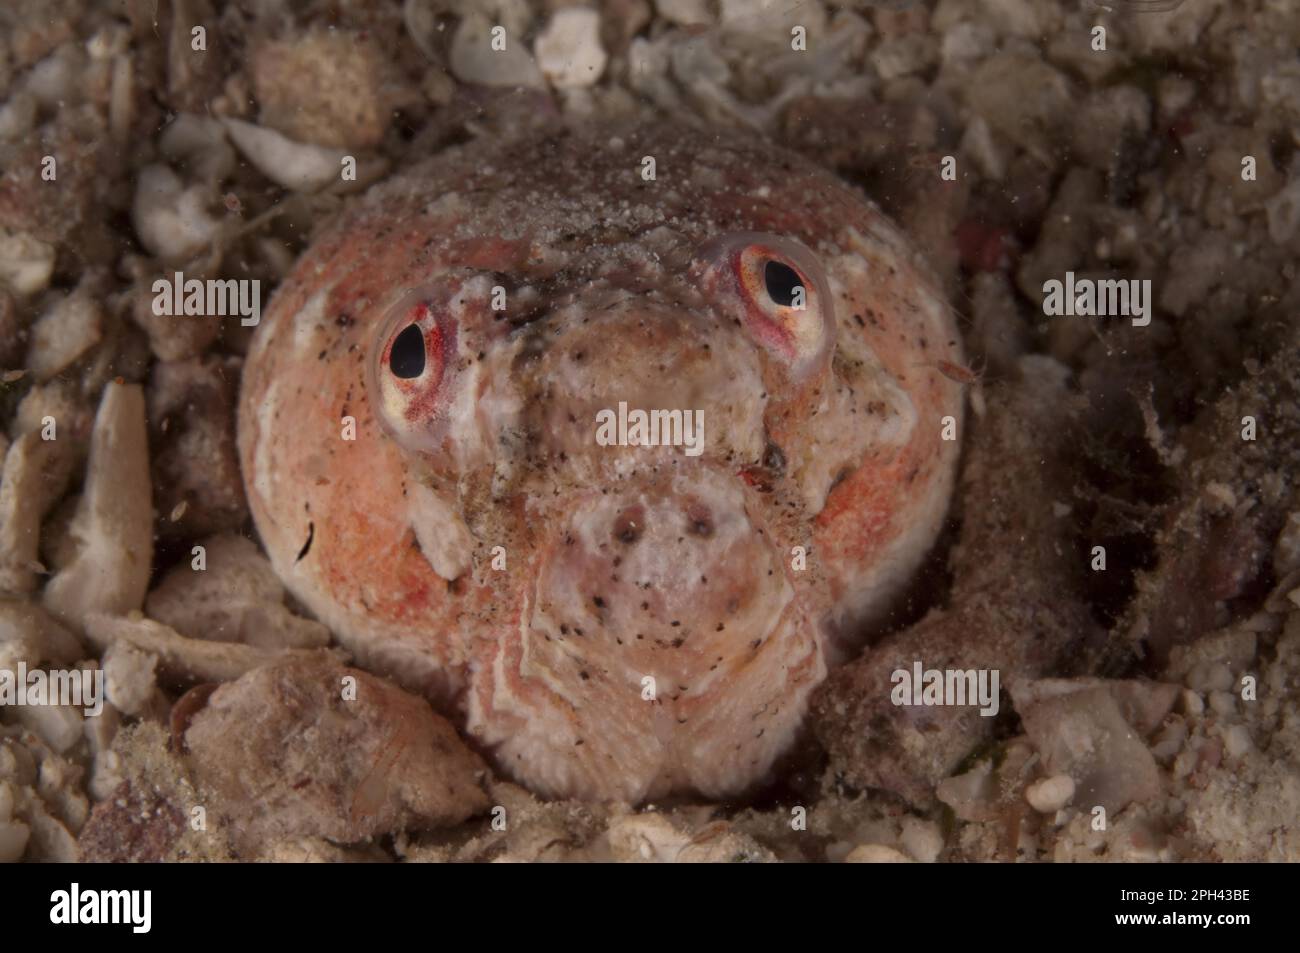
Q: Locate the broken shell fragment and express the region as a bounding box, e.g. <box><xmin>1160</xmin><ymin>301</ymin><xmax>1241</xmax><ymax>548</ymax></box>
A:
<box><xmin>25</xmin><ymin>288</ymin><xmax>103</xmax><ymax>382</ymax></box>
<box><xmin>535</xmin><ymin>8</ymin><xmax>608</xmax><ymax>89</ymax></box>
<box><xmin>145</xmin><ymin>534</ymin><xmax>331</xmax><ymax>650</ymax></box>
<box><xmin>0</xmin><ymin>433</ymin><xmax>77</xmax><ymax>594</ymax></box>
<box><xmin>183</xmin><ymin>656</ymin><xmax>490</xmax><ymax>854</ymax></box>
<box><xmin>0</xmin><ymin>229</ymin><xmax>56</xmax><ymax>297</ymax></box>
<box><xmin>82</xmin><ymin>613</ymin><xmax>345</xmax><ymax>686</ymax></box>
<box><xmin>450</xmin><ymin>13</ymin><xmax>545</xmax><ymax>88</ymax></box>
<box><xmin>220</xmin><ymin>117</ymin><xmax>349</xmax><ymax>193</ymax></box>
<box><xmin>0</xmin><ymin>599</ymin><xmax>84</xmax><ymax>669</ymax></box>
<box><xmin>132</xmin><ymin>165</ymin><xmax>221</xmax><ymax>262</ymax></box>
<box><xmin>158</xmin><ymin>114</ymin><xmax>236</xmax><ymax>184</ymax></box>
<box><xmin>1025</xmin><ymin>775</ymin><xmax>1075</xmax><ymax>814</ymax></box>
<box><xmin>42</xmin><ymin>382</ymin><xmax>153</xmax><ymax>630</ymax></box>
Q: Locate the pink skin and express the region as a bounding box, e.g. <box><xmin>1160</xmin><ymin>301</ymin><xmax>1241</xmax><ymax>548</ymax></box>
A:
<box><xmin>238</xmin><ymin>122</ymin><xmax>964</xmax><ymax>802</ymax></box>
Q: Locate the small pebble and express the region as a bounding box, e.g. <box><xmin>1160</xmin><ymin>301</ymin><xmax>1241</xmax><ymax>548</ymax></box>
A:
<box><xmin>535</xmin><ymin>8</ymin><xmax>608</xmax><ymax>89</ymax></box>
<box><xmin>844</xmin><ymin>844</ymin><xmax>912</xmax><ymax>863</ymax></box>
<box><xmin>1273</xmin><ymin>512</ymin><xmax>1300</xmax><ymax>576</ymax></box>
<box><xmin>1025</xmin><ymin>774</ymin><xmax>1075</xmax><ymax>813</ymax></box>
<box><xmin>1149</xmin><ymin>719</ymin><xmax>1187</xmax><ymax>762</ymax></box>
<box><xmin>1187</xmin><ymin>661</ymin><xmax>1233</xmax><ymax>694</ymax></box>
<box><xmin>1209</xmin><ymin>690</ymin><xmax>1237</xmax><ymax>718</ymax></box>
<box><xmin>221</xmin><ymin>118</ymin><xmax>345</xmax><ymax>192</ymax></box>
<box><xmin>132</xmin><ymin>165</ymin><xmax>221</xmax><ymax>260</ymax></box>
<box><xmin>899</xmin><ymin>817</ymin><xmax>944</xmax><ymax>862</ymax></box>
<box><xmin>655</xmin><ymin>0</ymin><xmax>712</xmax><ymax>26</ymax></box>
<box><xmin>450</xmin><ymin>13</ymin><xmax>544</xmax><ymax>88</ymax></box>
<box><xmin>1265</xmin><ymin>175</ymin><xmax>1300</xmax><ymax>245</ymax></box>
<box><xmin>0</xmin><ymin>231</ymin><xmax>56</xmax><ymax>296</ymax></box>
<box><xmin>1221</xmin><ymin>724</ymin><xmax>1252</xmax><ymax>760</ymax></box>
<box><xmin>1204</xmin><ymin>481</ymin><xmax>1237</xmax><ymax>510</ymax></box>
<box><xmin>0</xmin><ymin>820</ymin><xmax>30</xmax><ymax>863</ymax></box>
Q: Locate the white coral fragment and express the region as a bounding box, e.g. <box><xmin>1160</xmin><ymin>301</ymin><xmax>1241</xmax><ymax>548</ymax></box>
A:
<box><xmin>0</xmin><ymin>600</ymin><xmax>84</xmax><ymax>670</ymax></box>
<box><xmin>42</xmin><ymin>382</ymin><xmax>153</xmax><ymax>630</ymax></box>
<box><xmin>535</xmin><ymin>8</ymin><xmax>607</xmax><ymax>89</ymax></box>
<box><xmin>220</xmin><ymin>118</ymin><xmax>346</xmax><ymax>192</ymax></box>
<box><xmin>25</xmin><ymin>288</ymin><xmax>103</xmax><ymax>382</ymax></box>
<box><xmin>145</xmin><ymin>534</ymin><xmax>331</xmax><ymax>649</ymax></box>
<box><xmin>0</xmin><ymin>433</ymin><xmax>75</xmax><ymax>594</ymax></box>
<box><xmin>83</xmin><ymin>613</ymin><xmax>345</xmax><ymax>684</ymax></box>
<box><xmin>160</xmin><ymin>114</ymin><xmax>236</xmax><ymax>183</ymax></box>
<box><xmin>450</xmin><ymin>13</ymin><xmax>544</xmax><ymax>88</ymax></box>
<box><xmin>132</xmin><ymin>164</ymin><xmax>221</xmax><ymax>261</ymax></box>
<box><xmin>0</xmin><ymin>229</ymin><xmax>56</xmax><ymax>297</ymax></box>
<box><xmin>101</xmin><ymin>641</ymin><xmax>158</xmax><ymax>716</ymax></box>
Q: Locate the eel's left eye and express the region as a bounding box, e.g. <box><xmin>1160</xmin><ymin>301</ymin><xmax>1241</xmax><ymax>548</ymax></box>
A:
<box><xmin>366</xmin><ymin>286</ymin><xmax>458</xmax><ymax>453</ymax></box>
<box><xmin>764</xmin><ymin>260</ymin><xmax>803</xmax><ymax>307</ymax></box>
<box><xmin>389</xmin><ymin>324</ymin><xmax>426</xmax><ymax>379</ymax></box>
<box><xmin>696</xmin><ymin>232</ymin><xmax>835</xmax><ymax>380</ymax></box>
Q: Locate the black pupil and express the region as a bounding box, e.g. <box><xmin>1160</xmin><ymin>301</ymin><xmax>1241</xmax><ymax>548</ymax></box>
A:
<box><xmin>764</xmin><ymin>260</ymin><xmax>803</xmax><ymax>307</ymax></box>
<box><xmin>390</xmin><ymin>324</ymin><xmax>426</xmax><ymax>379</ymax></box>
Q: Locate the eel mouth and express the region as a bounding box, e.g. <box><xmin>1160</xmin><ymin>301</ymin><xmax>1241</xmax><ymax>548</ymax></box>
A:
<box><xmin>462</xmin><ymin>463</ymin><xmax>820</xmax><ymax>802</ymax></box>
<box><xmin>526</xmin><ymin>465</ymin><xmax>795</xmax><ymax>681</ymax></box>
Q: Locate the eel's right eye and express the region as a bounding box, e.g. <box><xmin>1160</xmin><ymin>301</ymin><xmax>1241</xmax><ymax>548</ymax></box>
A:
<box><xmin>367</xmin><ymin>287</ymin><xmax>457</xmax><ymax>453</ymax></box>
<box><xmin>389</xmin><ymin>324</ymin><xmax>427</xmax><ymax>379</ymax></box>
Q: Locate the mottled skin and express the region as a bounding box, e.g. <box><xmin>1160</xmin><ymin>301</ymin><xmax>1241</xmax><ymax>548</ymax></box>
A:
<box><xmin>238</xmin><ymin>122</ymin><xmax>963</xmax><ymax>802</ymax></box>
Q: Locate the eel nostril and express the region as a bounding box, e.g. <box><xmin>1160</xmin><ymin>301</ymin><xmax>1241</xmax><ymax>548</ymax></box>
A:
<box><xmin>613</xmin><ymin>507</ymin><xmax>645</xmax><ymax>545</ymax></box>
<box><xmin>762</xmin><ymin>441</ymin><xmax>786</xmax><ymax>476</ymax></box>
<box><xmin>686</xmin><ymin>504</ymin><xmax>714</xmax><ymax>539</ymax></box>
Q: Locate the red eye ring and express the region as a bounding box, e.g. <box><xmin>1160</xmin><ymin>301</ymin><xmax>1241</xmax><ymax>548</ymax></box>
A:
<box><xmin>367</xmin><ymin>286</ymin><xmax>460</xmax><ymax>453</ymax></box>
<box><xmin>379</xmin><ymin>298</ymin><xmax>453</xmax><ymax>413</ymax></box>
<box><xmin>695</xmin><ymin>232</ymin><xmax>834</xmax><ymax>380</ymax></box>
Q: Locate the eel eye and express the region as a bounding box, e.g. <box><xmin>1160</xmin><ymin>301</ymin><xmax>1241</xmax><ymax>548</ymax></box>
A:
<box><xmin>695</xmin><ymin>232</ymin><xmax>835</xmax><ymax>380</ymax></box>
<box><xmin>367</xmin><ymin>286</ymin><xmax>457</xmax><ymax>453</ymax></box>
<box><xmin>763</xmin><ymin>260</ymin><xmax>803</xmax><ymax>308</ymax></box>
<box><xmin>389</xmin><ymin>324</ymin><xmax>426</xmax><ymax>379</ymax></box>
